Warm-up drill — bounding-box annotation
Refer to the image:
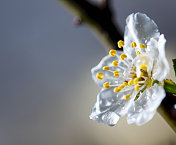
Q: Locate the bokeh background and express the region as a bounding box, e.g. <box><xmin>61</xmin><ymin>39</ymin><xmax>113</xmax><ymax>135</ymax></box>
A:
<box><xmin>0</xmin><ymin>0</ymin><xmax>176</xmax><ymax>145</ymax></box>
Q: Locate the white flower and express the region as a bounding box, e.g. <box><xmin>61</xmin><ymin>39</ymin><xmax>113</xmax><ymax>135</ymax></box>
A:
<box><xmin>89</xmin><ymin>13</ymin><xmax>169</xmax><ymax>126</ymax></box>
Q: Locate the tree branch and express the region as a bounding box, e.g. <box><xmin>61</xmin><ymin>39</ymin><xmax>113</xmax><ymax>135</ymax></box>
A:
<box><xmin>158</xmin><ymin>89</ymin><xmax>176</xmax><ymax>133</ymax></box>
<box><xmin>58</xmin><ymin>0</ymin><xmax>123</xmax><ymax>50</ymax></box>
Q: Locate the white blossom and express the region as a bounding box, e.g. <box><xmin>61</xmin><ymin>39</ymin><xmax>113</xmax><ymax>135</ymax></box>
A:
<box><xmin>89</xmin><ymin>13</ymin><xmax>169</xmax><ymax>126</ymax></box>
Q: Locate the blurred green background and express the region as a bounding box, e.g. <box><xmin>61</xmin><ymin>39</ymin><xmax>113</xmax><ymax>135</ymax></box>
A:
<box><xmin>0</xmin><ymin>0</ymin><xmax>176</xmax><ymax>145</ymax></box>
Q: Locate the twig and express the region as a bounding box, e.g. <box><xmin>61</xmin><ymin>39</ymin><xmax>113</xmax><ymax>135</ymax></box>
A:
<box><xmin>58</xmin><ymin>0</ymin><xmax>123</xmax><ymax>50</ymax></box>
<box><xmin>158</xmin><ymin>93</ymin><xmax>176</xmax><ymax>133</ymax></box>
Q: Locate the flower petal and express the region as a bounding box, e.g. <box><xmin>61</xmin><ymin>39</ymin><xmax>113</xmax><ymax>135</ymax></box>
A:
<box><xmin>146</xmin><ymin>38</ymin><xmax>159</xmax><ymax>57</ymax></box>
<box><xmin>124</xmin><ymin>13</ymin><xmax>160</xmax><ymax>58</ymax></box>
<box><xmin>127</xmin><ymin>84</ymin><xmax>165</xmax><ymax>125</ymax></box>
<box><xmin>91</xmin><ymin>51</ymin><xmax>125</xmax><ymax>87</ymax></box>
<box><xmin>89</xmin><ymin>87</ymin><xmax>135</xmax><ymax>126</ymax></box>
<box><xmin>152</xmin><ymin>34</ymin><xmax>169</xmax><ymax>81</ymax></box>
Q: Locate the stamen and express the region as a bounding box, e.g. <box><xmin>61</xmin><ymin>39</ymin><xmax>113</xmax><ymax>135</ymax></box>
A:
<box><xmin>122</xmin><ymin>59</ymin><xmax>130</xmax><ymax>66</ymax></box>
<box><xmin>118</xmin><ymin>87</ymin><xmax>134</xmax><ymax>93</ymax></box>
<box><xmin>109</xmin><ymin>84</ymin><xmax>121</xmax><ymax>87</ymax></box>
<box><xmin>131</xmin><ymin>42</ymin><xmax>137</xmax><ymax>48</ymax></box>
<box><xmin>138</xmin><ymin>81</ymin><xmax>145</xmax><ymax>85</ymax></box>
<box><xmin>109</xmin><ymin>50</ymin><xmax>117</xmax><ymax>57</ymax></box>
<box><xmin>114</xmin><ymin>53</ymin><xmax>130</xmax><ymax>67</ymax></box>
<box><xmin>105</xmin><ymin>70</ymin><xmax>122</xmax><ymax>77</ymax></box>
<box><xmin>140</xmin><ymin>70</ymin><xmax>148</xmax><ymax>77</ymax></box>
<box><xmin>112</xmin><ymin>61</ymin><xmax>118</xmax><ymax>67</ymax></box>
<box><xmin>134</xmin><ymin>78</ymin><xmax>139</xmax><ymax>85</ymax></box>
<box><xmin>135</xmin><ymin>85</ymin><xmax>139</xmax><ymax>91</ymax></box>
<box><xmin>140</xmin><ymin>44</ymin><xmax>147</xmax><ymax>49</ymax></box>
<box><xmin>123</xmin><ymin>81</ymin><xmax>128</xmax><ymax>86</ymax></box>
<box><xmin>140</xmin><ymin>72</ymin><xmax>144</xmax><ymax>77</ymax></box>
<box><xmin>128</xmin><ymin>80</ymin><xmax>134</xmax><ymax>86</ymax></box>
<box><xmin>118</xmin><ymin>84</ymin><xmax>126</xmax><ymax>89</ymax></box>
<box><xmin>117</xmin><ymin>40</ymin><xmax>124</xmax><ymax>48</ymax></box>
<box><xmin>114</xmin><ymin>74</ymin><xmax>120</xmax><ymax>77</ymax></box>
<box><xmin>136</xmin><ymin>51</ymin><xmax>141</xmax><ymax>55</ymax></box>
<box><xmin>96</xmin><ymin>73</ymin><xmax>104</xmax><ymax>80</ymax></box>
<box><xmin>120</xmin><ymin>54</ymin><xmax>127</xmax><ymax>60</ymax></box>
<box><xmin>124</xmin><ymin>94</ymin><xmax>131</xmax><ymax>100</ymax></box>
<box><xmin>114</xmin><ymin>71</ymin><xmax>120</xmax><ymax>77</ymax></box>
<box><xmin>114</xmin><ymin>87</ymin><xmax>121</xmax><ymax>92</ymax></box>
<box><xmin>117</xmin><ymin>65</ymin><xmax>126</xmax><ymax>71</ymax></box>
<box><xmin>104</xmin><ymin>82</ymin><xmax>110</xmax><ymax>88</ymax></box>
<box><xmin>129</xmin><ymin>71</ymin><xmax>137</xmax><ymax>77</ymax></box>
<box><xmin>106</xmin><ymin>70</ymin><xmax>114</xmax><ymax>73</ymax></box>
<box><xmin>103</xmin><ymin>66</ymin><xmax>110</xmax><ymax>70</ymax></box>
<box><xmin>140</xmin><ymin>64</ymin><xmax>147</xmax><ymax>70</ymax></box>
<box><xmin>114</xmin><ymin>71</ymin><xmax>119</xmax><ymax>74</ymax></box>
<box><xmin>123</xmin><ymin>50</ymin><xmax>133</xmax><ymax>60</ymax></box>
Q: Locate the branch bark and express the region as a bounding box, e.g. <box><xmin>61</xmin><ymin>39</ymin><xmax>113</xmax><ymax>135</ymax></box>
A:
<box><xmin>158</xmin><ymin>92</ymin><xmax>176</xmax><ymax>133</ymax></box>
<box><xmin>58</xmin><ymin>0</ymin><xmax>123</xmax><ymax>50</ymax></box>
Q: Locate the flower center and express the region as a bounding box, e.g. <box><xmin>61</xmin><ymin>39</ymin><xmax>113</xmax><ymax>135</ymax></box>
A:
<box><xmin>96</xmin><ymin>40</ymin><xmax>154</xmax><ymax>100</ymax></box>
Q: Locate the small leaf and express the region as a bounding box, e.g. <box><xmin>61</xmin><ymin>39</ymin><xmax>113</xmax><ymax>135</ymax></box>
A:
<box><xmin>173</xmin><ymin>59</ymin><xmax>176</xmax><ymax>78</ymax></box>
<box><xmin>164</xmin><ymin>79</ymin><xmax>176</xmax><ymax>94</ymax></box>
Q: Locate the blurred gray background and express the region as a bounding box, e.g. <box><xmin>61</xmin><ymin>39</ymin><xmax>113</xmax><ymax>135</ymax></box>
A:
<box><xmin>0</xmin><ymin>0</ymin><xmax>176</xmax><ymax>145</ymax></box>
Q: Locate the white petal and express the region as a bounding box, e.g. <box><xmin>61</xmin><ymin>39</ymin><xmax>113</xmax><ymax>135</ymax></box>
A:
<box><xmin>124</xmin><ymin>13</ymin><xmax>160</xmax><ymax>58</ymax></box>
<box><xmin>127</xmin><ymin>84</ymin><xmax>165</xmax><ymax>125</ymax></box>
<box><xmin>146</xmin><ymin>38</ymin><xmax>159</xmax><ymax>57</ymax></box>
<box><xmin>152</xmin><ymin>34</ymin><xmax>169</xmax><ymax>81</ymax></box>
<box><xmin>89</xmin><ymin>87</ymin><xmax>135</xmax><ymax>126</ymax></box>
<box><xmin>91</xmin><ymin>51</ymin><xmax>125</xmax><ymax>87</ymax></box>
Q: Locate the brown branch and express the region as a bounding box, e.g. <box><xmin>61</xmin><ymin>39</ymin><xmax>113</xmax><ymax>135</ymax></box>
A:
<box><xmin>158</xmin><ymin>93</ymin><xmax>176</xmax><ymax>133</ymax></box>
<box><xmin>58</xmin><ymin>0</ymin><xmax>123</xmax><ymax>50</ymax></box>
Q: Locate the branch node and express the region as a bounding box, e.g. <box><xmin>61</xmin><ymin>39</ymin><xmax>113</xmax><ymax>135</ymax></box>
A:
<box><xmin>73</xmin><ymin>16</ymin><xmax>83</xmax><ymax>27</ymax></box>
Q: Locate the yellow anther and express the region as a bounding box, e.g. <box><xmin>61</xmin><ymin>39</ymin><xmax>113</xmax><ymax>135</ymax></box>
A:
<box><xmin>128</xmin><ymin>79</ymin><xmax>134</xmax><ymax>86</ymax></box>
<box><xmin>96</xmin><ymin>73</ymin><xmax>104</xmax><ymax>80</ymax></box>
<box><xmin>117</xmin><ymin>40</ymin><xmax>124</xmax><ymax>48</ymax></box>
<box><xmin>112</xmin><ymin>61</ymin><xmax>118</xmax><ymax>67</ymax></box>
<box><xmin>114</xmin><ymin>74</ymin><xmax>120</xmax><ymax>77</ymax></box>
<box><xmin>114</xmin><ymin>71</ymin><xmax>120</xmax><ymax>77</ymax></box>
<box><xmin>114</xmin><ymin>87</ymin><xmax>121</xmax><ymax>92</ymax></box>
<box><xmin>123</xmin><ymin>81</ymin><xmax>128</xmax><ymax>86</ymax></box>
<box><xmin>131</xmin><ymin>42</ymin><xmax>137</xmax><ymax>48</ymax></box>
<box><xmin>118</xmin><ymin>84</ymin><xmax>125</xmax><ymax>89</ymax></box>
<box><xmin>136</xmin><ymin>51</ymin><xmax>141</xmax><ymax>55</ymax></box>
<box><xmin>104</xmin><ymin>82</ymin><xmax>110</xmax><ymax>88</ymax></box>
<box><xmin>124</xmin><ymin>94</ymin><xmax>131</xmax><ymax>100</ymax></box>
<box><xmin>140</xmin><ymin>44</ymin><xmax>147</xmax><ymax>49</ymax></box>
<box><xmin>120</xmin><ymin>54</ymin><xmax>127</xmax><ymax>60</ymax></box>
<box><xmin>114</xmin><ymin>71</ymin><xmax>119</xmax><ymax>74</ymax></box>
<box><xmin>135</xmin><ymin>85</ymin><xmax>139</xmax><ymax>91</ymax></box>
<box><xmin>103</xmin><ymin>66</ymin><xmax>110</xmax><ymax>70</ymax></box>
<box><xmin>109</xmin><ymin>50</ymin><xmax>117</xmax><ymax>57</ymax></box>
<box><xmin>134</xmin><ymin>78</ymin><xmax>139</xmax><ymax>85</ymax></box>
<box><xmin>140</xmin><ymin>64</ymin><xmax>147</xmax><ymax>70</ymax></box>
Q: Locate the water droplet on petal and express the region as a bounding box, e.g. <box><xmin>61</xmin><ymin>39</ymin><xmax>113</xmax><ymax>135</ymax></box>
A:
<box><xmin>102</xmin><ymin>112</ymin><xmax>119</xmax><ymax>126</ymax></box>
